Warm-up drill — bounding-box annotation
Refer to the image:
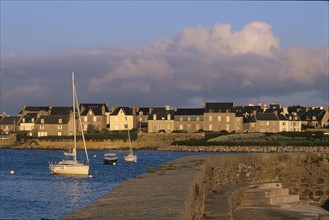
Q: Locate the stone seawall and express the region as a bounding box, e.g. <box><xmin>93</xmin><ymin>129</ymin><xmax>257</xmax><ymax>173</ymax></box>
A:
<box><xmin>64</xmin><ymin>153</ymin><xmax>329</xmax><ymax>219</ymax></box>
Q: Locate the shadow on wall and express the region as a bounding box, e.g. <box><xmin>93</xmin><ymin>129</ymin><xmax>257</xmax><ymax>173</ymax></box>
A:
<box><xmin>322</xmin><ymin>199</ymin><xmax>329</xmax><ymax>211</ymax></box>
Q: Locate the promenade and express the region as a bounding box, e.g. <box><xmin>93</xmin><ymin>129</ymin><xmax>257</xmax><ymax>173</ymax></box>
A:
<box><xmin>64</xmin><ymin>153</ymin><xmax>329</xmax><ymax>220</ymax></box>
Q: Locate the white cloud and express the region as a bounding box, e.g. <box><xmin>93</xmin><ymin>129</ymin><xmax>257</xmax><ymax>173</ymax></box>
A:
<box><xmin>1</xmin><ymin>21</ymin><xmax>328</xmax><ymax>114</ymax></box>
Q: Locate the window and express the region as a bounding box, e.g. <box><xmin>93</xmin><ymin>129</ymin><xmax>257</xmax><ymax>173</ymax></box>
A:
<box><xmin>218</xmin><ymin>116</ymin><xmax>221</xmax><ymax>122</ymax></box>
<box><xmin>226</xmin><ymin>124</ymin><xmax>229</xmax><ymax>131</ymax></box>
<box><xmin>226</xmin><ymin>116</ymin><xmax>230</xmax><ymax>122</ymax></box>
<box><xmin>58</xmin><ymin>125</ymin><xmax>62</xmax><ymax>130</ymax></box>
<box><xmin>153</xmin><ymin>114</ymin><xmax>157</xmax><ymax>120</ymax></box>
<box><xmin>41</xmin><ymin>119</ymin><xmax>45</xmax><ymax>124</ymax></box>
<box><xmin>209</xmin><ymin>116</ymin><xmax>213</xmax><ymax>122</ymax></box>
<box><xmin>84</xmin><ymin>116</ymin><xmax>87</xmax><ymax>122</ymax></box>
<box><xmin>40</xmin><ymin>125</ymin><xmax>44</xmax><ymax>130</ymax></box>
<box><xmin>58</xmin><ymin>132</ymin><xmax>62</xmax><ymax>136</ymax></box>
<box><xmin>179</xmin><ymin>124</ymin><xmax>183</xmax><ymax>130</ymax></box>
<box><xmin>196</xmin><ymin>116</ymin><xmax>200</xmax><ymax>121</ymax></box>
<box><xmin>187</xmin><ymin>116</ymin><xmax>191</xmax><ymax>121</ymax></box>
<box><xmin>153</xmin><ymin>124</ymin><xmax>157</xmax><ymax>131</ymax></box>
<box><xmin>167</xmin><ymin>114</ymin><xmax>171</xmax><ymax>120</ymax></box>
<box><xmin>209</xmin><ymin>124</ymin><xmax>213</xmax><ymax>131</ymax></box>
<box><xmin>160</xmin><ymin>124</ymin><xmax>164</xmax><ymax>129</ymax></box>
<box><xmin>266</xmin><ymin>122</ymin><xmax>270</xmax><ymax>126</ymax></box>
<box><xmin>58</xmin><ymin>118</ymin><xmax>62</xmax><ymax>124</ymax></box>
<box><xmin>180</xmin><ymin>116</ymin><xmax>183</xmax><ymax>121</ymax></box>
<box><xmin>167</xmin><ymin>124</ymin><xmax>171</xmax><ymax>130</ymax></box>
<box><xmin>22</xmin><ymin>119</ymin><xmax>25</xmax><ymax>123</ymax></box>
<box><xmin>139</xmin><ymin>111</ymin><xmax>143</xmax><ymax>116</ymax></box>
<box><xmin>93</xmin><ymin>116</ymin><xmax>97</xmax><ymax>122</ymax></box>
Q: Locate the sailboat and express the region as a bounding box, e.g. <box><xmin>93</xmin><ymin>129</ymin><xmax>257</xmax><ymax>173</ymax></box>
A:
<box><xmin>49</xmin><ymin>71</ymin><xmax>90</xmax><ymax>176</ymax></box>
<box><xmin>124</xmin><ymin>117</ymin><xmax>137</xmax><ymax>162</ymax></box>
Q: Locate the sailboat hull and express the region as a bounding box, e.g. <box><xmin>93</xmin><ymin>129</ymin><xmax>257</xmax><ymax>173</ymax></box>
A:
<box><xmin>124</xmin><ymin>154</ymin><xmax>137</xmax><ymax>162</ymax></box>
<box><xmin>49</xmin><ymin>160</ymin><xmax>89</xmax><ymax>176</ymax></box>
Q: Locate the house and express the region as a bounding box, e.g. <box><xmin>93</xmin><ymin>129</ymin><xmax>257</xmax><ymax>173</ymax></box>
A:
<box><xmin>134</xmin><ymin>107</ymin><xmax>152</xmax><ymax>132</ymax></box>
<box><xmin>19</xmin><ymin>113</ymin><xmax>38</xmax><ymax>136</ymax></box>
<box><xmin>0</xmin><ymin>116</ymin><xmax>21</xmax><ymax>134</ymax></box>
<box><xmin>79</xmin><ymin>103</ymin><xmax>110</xmax><ymax>132</ymax></box>
<box><xmin>248</xmin><ymin>113</ymin><xmax>280</xmax><ymax>133</ymax></box>
<box><xmin>148</xmin><ymin>107</ymin><xmax>175</xmax><ymax>133</ymax></box>
<box><xmin>299</xmin><ymin>108</ymin><xmax>329</xmax><ymax>128</ymax></box>
<box><xmin>203</xmin><ymin>102</ymin><xmax>239</xmax><ymax>132</ymax></box>
<box><xmin>34</xmin><ymin>115</ymin><xmax>72</xmax><ymax>137</ymax></box>
<box><xmin>109</xmin><ymin>107</ymin><xmax>134</xmax><ymax>131</ymax></box>
<box><xmin>286</xmin><ymin>113</ymin><xmax>302</xmax><ymax>132</ymax></box>
<box><xmin>174</xmin><ymin>108</ymin><xmax>204</xmax><ymax>133</ymax></box>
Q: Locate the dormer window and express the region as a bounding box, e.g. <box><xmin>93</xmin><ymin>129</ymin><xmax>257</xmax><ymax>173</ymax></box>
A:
<box><xmin>167</xmin><ymin>114</ymin><xmax>171</xmax><ymax>120</ymax></box>
<box><xmin>209</xmin><ymin>109</ymin><xmax>213</xmax><ymax>113</ymax></box>
<box><xmin>22</xmin><ymin>118</ymin><xmax>25</xmax><ymax>123</ymax></box>
<box><xmin>153</xmin><ymin>114</ymin><xmax>157</xmax><ymax>120</ymax></box>
<box><xmin>41</xmin><ymin>119</ymin><xmax>45</xmax><ymax>124</ymax></box>
<box><xmin>58</xmin><ymin>118</ymin><xmax>62</xmax><ymax>124</ymax></box>
<box><xmin>139</xmin><ymin>111</ymin><xmax>143</xmax><ymax>116</ymax></box>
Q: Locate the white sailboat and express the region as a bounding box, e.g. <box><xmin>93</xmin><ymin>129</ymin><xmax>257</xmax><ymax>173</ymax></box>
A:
<box><xmin>49</xmin><ymin>71</ymin><xmax>90</xmax><ymax>176</ymax></box>
<box><xmin>124</xmin><ymin>118</ymin><xmax>137</xmax><ymax>162</ymax></box>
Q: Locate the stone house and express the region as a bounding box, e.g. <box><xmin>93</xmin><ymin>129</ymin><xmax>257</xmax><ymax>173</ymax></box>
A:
<box><xmin>299</xmin><ymin>108</ymin><xmax>329</xmax><ymax>128</ymax></box>
<box><xmin>203</xmin><ymin>102</ymin><xmax>240</xmax><ymax>132</ymax></box>
<box><xmin>109</xmin><ymin>107</ymin><xmax>134</xmax><ymax>131</ymax></box>
<box><xmin>19</xmin><ymin>113</ymin><xmax>38</xmax><ymax>136</ymax></box>
<box><xmin>174</xmin><ymin>108</ymin><xmax>204</xmax><ymax>133</ymax></box>
<box><xmin>0</xmin><ymin>116</ymin><xmax>21</xmax><ymax>134</ymax></box>
<box><xmin>148</xmin><ymin>107</ymin><xmax>175</xmax><ymax>133</ymax></box>
<box><xmin>286</xmin><ymin>113</ymin><xmax>302</xmax><ymax>132</ymax></box>
<box><xmin>34</xmin><ymin>115</ymin><xmax>72</xmax><ymax>137</ymax></box>
<box><xmin>134</xmin><ymin>107</ymin><xmax>152</xmax><ymax>132</ymax></box>
<box><xmin>79</xmin><ymin>103</ymin><xmax>110</xmax><ymax>132</ymax></box>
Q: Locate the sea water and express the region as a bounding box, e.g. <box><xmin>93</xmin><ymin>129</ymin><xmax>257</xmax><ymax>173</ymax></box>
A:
<box><xmin>0</xmin><ymin>149</ymin><xmax>218</xmax><ymax>219</ymax></box>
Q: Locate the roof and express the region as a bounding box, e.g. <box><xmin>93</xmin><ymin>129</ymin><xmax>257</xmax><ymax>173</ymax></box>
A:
<box><xmin>255</xmin><ymin>113</ymin><xmax>279</xmax><ymax>121</ymax></box>
<box><xmin>175</xmin><ymin>108</ymin><xmax>204</xmax><ymax>115</ymax></box>
<box><xmin>148</xmin><ymin>108</ymin><xmax>175</xmax><ymax>120</ymax></box>
<box><xmin>137</xmin><ymin>107</ymin><xmax>151</xmax><ymax>115</ymax></box>
<box><xmin>0</xmin><ymin>116</ymin><xmax>21</xmax><ymax>125</ymax></box>
<box><xmin>35</xmin><ymin>115</ymin><xmax>69</xmax><ymax>124</ymax></box>
<box><xmin>80</xmin><ymin>103</ymin><xmax>109</xmax><ymax>116</ymax></box>
<box><xmin>50</xmin><ymin>107</ymin><xmax>72</xmax><ymax>116</ymax></box>
<box><xmin>205</xmin><ymin>102</ymin><xmax>234</xmax><ymax>113</ymax></box>
<box><xmin>110</xmin><ymin>107</ymin><xmax>133</xmax><ymax>116</ymax></box>
<box><xmin>22</xmin><ymin>113</ymin><xmax>38</xmax><ymax>123</ymax></box>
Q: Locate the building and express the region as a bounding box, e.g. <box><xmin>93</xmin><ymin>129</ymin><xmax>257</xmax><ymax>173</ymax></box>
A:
<box><xmin>148</xmin><ymin>107</ymin><xmax>175</xmax><ymax>133</ymax></box>
<box><xmin>79</xmin><ymin>103</ymin><xmax>110</xmax><ymax>132</ymax></box>
<box><xmin>174</xmin><ymin>108</ymin><xmax>204</xmax><ymax>133</ymax></box>
<box><xmin>203</xmin><ymin>102</ymin><xmax>239</xmax><ymax>132</ymax></box>
<box><xmin>109</xmin><ymin>107</ymin><xmax>134</xmax><ymax>131</ymax></box>
<box><xmin>0</xmin><ymin>116</ymin><xmax>21</xmax><ymax>134</ymax></box>
<box><xmin>34</xmin><ymin>115</ymin><xmax>72</xmax><ymax>137</ymax></box>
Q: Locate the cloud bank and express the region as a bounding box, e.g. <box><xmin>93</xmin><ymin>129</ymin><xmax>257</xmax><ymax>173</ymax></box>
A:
<box><xmin>1</xmin><ymin>21</ymin><xmax>328</xmax><ymax>114</ymax></box>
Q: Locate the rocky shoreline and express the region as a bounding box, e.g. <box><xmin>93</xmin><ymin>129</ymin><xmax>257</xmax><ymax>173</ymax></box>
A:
<box><xmin>1</xmin><ymin>133</ymin><xmax>328</xmax><ymax>153</ymax></box>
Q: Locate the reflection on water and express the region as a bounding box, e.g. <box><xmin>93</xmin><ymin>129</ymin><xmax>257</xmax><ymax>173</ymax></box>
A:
<box><xmin>0</xmin><ymin>149</ymin><xmax>218</xmax><ymax>219</ymax></box>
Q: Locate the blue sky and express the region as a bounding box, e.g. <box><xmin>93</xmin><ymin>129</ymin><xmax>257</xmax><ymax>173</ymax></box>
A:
<box><xmin>0</xmin><ymin>1</ymin><xmax>328</xmax><ymax>114</ymax></box>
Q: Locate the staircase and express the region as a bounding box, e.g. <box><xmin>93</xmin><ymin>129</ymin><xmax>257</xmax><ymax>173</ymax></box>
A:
<box><xmin>241</xmin><ymin>182</ymin><xmax>300</xmax><ymax>207</ymax></box>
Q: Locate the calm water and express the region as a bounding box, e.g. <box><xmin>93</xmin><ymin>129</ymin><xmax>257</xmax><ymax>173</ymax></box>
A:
<box><xmin>0</xmin><ymin>149</ymin><xmax>217</xmax><ymax>219</ymax></box>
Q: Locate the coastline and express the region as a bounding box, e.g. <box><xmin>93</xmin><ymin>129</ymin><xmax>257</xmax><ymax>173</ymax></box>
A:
<box><xmin>1</xmin><ymin>133</ymin><xmax>329</xmax><ymax>153</ymax></box>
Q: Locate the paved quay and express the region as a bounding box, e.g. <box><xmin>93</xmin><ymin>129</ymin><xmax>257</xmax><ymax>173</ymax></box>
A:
<box><xmin>64</xmin><ymin>153</ymin><xmax>329</xmax><ymax>220</ymax></box>
<box><xmin>64</xmin><ymin>155</ymin><xmax>208</xmax><ymax>220</ymax></box>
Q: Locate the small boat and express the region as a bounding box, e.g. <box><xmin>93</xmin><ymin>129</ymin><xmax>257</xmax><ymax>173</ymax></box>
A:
<box><xmin>124</xmin><ymin>118</ymin><xmax>137</xmax><ymax>162</ymax></box>
<box><xmin>49</xmin><ymin>71</ymin><xmax>89</xmax><ymax>176</ymax></box>
<box><xmin>103</xmin><ymin>153</ymin><xmax>118</xmax><ymax>165</ymax></box>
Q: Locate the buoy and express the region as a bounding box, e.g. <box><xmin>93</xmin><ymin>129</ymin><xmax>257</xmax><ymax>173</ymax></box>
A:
<box><xmin>89</xmin><ymin>175</ymin><xmax>92</xmax><ymax>178</ymax></box>
<box><xmin>10</xmin><ymin>170</ymin><xmax>15</xmax><ymax>175</ymax></box>
<box><xmin>94</xmin><ymin>155</ymin><xmax>96</xmax><ymax>158</ymax></box>
<box><xmin>113</xmin><ymin>162</ymin><xmax>116</xmax><ymax>165</ymax></box>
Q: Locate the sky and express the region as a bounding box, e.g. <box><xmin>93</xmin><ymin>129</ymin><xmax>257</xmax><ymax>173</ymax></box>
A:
<box><xmin>0</xmin><ymin>1</ymin><xmax>328</xmax><ymax>115</ymax></box>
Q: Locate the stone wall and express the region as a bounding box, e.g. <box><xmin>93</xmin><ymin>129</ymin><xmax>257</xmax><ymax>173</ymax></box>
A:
<box><xmin>64</xmin><ymin>153</ymin><xmax>329</xmax><ymax>220</ymax></box>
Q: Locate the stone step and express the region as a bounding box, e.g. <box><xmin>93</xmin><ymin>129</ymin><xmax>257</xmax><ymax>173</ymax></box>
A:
<box><xmin>243</xmin><ymin>188</ymin><xmax>289</xmax><ymax>199</ymax></box>
<box><xmin>241</xmin><ymin>194</ymin><xmax>300</xmax><ymax>206</ymax></box>
<box><xmin>249</xmin><ymin>182</ymin><xmax>282</xmax><ymax>189</ymax></box>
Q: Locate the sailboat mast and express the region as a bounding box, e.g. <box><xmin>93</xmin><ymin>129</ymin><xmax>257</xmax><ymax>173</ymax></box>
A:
<box><xmin>72</xmin><ymin>71</ymin><xmax>77</xmax><ymax>162</ymax></box>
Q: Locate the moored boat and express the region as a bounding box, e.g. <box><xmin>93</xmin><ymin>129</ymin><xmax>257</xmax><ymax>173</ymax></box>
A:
<box><xmin>103</xmin><ymin>153</ymin><xmax>118</xmax><ymax>165</ymax></box>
